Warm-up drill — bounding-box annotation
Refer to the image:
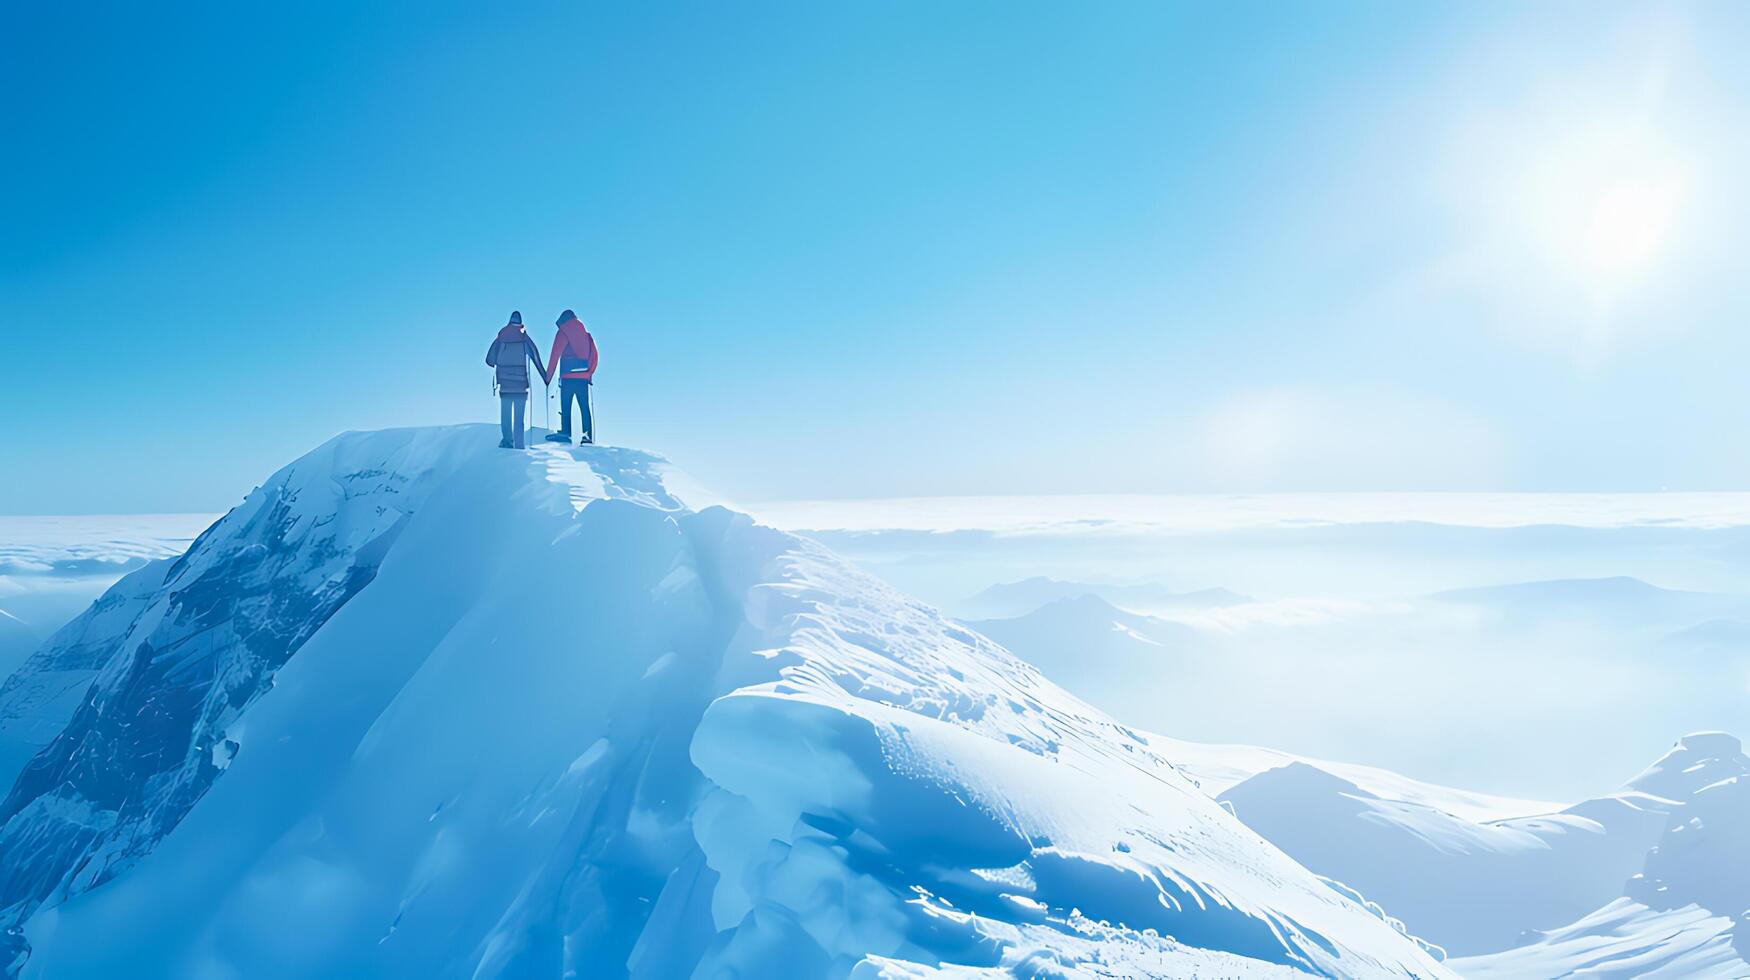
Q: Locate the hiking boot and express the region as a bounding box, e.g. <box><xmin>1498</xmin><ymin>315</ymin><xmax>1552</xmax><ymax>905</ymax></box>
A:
<box><xmin>498</xmin><ymin>440</ymin><xmax>514</xmax><ymax>449</ymax></box>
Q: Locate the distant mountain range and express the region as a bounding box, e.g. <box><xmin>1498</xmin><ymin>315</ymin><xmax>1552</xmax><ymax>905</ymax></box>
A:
<box><xmin>1428</xmin><ymin>575</ymin><xmax>1750</xmax><ymax>628</ymax></box>
<box><xmin>956</xmin><ymin>575</ymin><xmax>1250</xmax><ymax>619</ymax></box>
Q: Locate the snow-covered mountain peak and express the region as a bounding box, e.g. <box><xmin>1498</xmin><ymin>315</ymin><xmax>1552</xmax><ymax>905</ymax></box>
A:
<box><xmin>0</xmin><ymin>425</ymin><xmax>1448</xmax><ymax>979</ymax></box>
<box><xmin>1234</xmin><ymin>761</ymin><xmax>1368</xmax><ymax>798</ymax></box>
<box><xmin>1041</xmin><ymin>591</ymin><xmax>1137</xmax><ymax>619</ymax></box>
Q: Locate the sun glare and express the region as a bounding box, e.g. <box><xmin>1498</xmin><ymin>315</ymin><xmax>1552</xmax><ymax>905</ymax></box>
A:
<box><xmin>1583</xmin><ymin>176</ymin><xmax>1682</xmax><ymax>275</ymax></box>
<box><xmin>1504</xmin><ymin>123</ymin><xmax>1692</xmax><ymax>299</ymax></box>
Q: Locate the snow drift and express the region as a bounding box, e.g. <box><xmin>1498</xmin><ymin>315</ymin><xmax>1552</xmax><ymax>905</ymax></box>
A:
<box><xmin>0</xmin><ymin>425</ymin><xmax>1448</xmax><ymax>979</ymax></box>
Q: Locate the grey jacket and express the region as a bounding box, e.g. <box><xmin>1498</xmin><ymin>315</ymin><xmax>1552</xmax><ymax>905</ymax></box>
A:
<box><xmin>486</xmin><ymin>328</ymin><xmax>548</xmax><ymax>396</ymax></box>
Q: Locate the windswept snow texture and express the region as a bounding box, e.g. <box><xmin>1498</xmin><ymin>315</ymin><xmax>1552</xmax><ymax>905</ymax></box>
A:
<box><xmin>0</xmin><ymin>425</ymin><xmax>1448</xmax><ymax>979</ymax></box>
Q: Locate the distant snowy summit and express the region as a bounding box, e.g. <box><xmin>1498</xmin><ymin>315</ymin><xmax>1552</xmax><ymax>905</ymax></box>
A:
<box><xmin>0</xmin><ymin>425</ymin><xmax>1448</xmax><ymax>979</ymax></box>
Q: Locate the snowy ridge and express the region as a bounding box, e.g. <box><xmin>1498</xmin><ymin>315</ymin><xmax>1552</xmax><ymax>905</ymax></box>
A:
<box><xmin>1154</xmin><ymin>738</ymin><xmax>1560</xmax><ymax>824</ymax></box>
<box><xmin>1215</xmin><ymin>732</ymin><xmax>1750</xmax><ymax>974</ymax></box>
<box><xmin>0</xmin><ymin>425</ymin><xmax>1448</xmax><ymax>978</ymax></box>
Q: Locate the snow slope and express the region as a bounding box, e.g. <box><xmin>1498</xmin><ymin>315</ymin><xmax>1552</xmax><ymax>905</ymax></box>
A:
<box><xmin>0</xmin><ymin>425</ymin><xmax>1448</xmax><ymax>979</ymax></box>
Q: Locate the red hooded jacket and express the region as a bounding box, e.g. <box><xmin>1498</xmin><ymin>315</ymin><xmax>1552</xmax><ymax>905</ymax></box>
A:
<box><xmin>546</xmin><ymin>317</ymin><xmax>599</xmax><ymax>382</ymax></box>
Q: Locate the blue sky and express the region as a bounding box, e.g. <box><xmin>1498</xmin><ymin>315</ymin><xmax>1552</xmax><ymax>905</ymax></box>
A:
<box><xmin>4</xmin><ymin>1</ymin><xmax>1749</xmax><ymax>513</ymax></box>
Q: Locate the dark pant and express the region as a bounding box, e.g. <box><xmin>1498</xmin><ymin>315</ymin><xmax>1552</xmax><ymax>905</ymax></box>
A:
<box><xmin>557</xmin><ymin>379</ymin><xmax>591</xmax><ymax>441</ymax></box>
<box><xmin>499</xmin><ymin>393</ymin><xmax>527</xmax><ymax>448</ymax></box>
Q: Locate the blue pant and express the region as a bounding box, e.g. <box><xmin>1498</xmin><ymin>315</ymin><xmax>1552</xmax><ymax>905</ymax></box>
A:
<box><xmin>499</xmin><ymin>394</ymin><xmax>527</xmax><ymax>448</ymax></box>
<box><xmin>557</xmin><ymin>380</ymin><xmax>592</xmax><ymax>441</ymax></box>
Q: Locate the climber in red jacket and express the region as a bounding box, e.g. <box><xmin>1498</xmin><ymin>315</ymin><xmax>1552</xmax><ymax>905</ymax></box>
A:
<box><xmin>544</xmin><ymin>309</ymin><xmax>598</xmax><ymax>445</ymax></box>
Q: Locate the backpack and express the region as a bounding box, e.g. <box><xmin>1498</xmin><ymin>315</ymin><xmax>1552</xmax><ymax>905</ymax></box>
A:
<box><xmin>487</xmin><ymin>335</ymin><xmax>532</xmax><ymax>394</ymax></box>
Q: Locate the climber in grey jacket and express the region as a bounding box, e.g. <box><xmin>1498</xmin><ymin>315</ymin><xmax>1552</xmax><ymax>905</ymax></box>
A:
<box><xmin>485</xmin><ymin>311</ymin><xmax>552</xmax><ymax>449</ymax></box>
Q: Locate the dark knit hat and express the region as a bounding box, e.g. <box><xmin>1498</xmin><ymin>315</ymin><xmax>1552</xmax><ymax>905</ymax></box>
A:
<box><xmin>509</xmin><ymin>311</ymin><xmax>523</xmax><ymax>325</ymax></box>
<box><xmin>556</xmin><ymin>309</ymin><xmax>576</xmax><ymax>326</ymax></box>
